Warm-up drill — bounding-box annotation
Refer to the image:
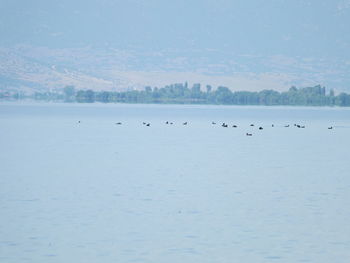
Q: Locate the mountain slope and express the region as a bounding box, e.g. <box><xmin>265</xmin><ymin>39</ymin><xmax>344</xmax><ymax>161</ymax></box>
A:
<box><xmin>1</xmin><ymin>45</ymin><xmax>349</xmax><ymax>93</ymax></box>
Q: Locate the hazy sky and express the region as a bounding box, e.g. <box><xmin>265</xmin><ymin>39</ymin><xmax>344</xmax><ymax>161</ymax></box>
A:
<box><xmin>1</xmin><ymin>0</ymin><xmax>350</xmax><ymax>58</ymax></box>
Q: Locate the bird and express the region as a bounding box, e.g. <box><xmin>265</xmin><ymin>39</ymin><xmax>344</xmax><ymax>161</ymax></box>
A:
<box><xmin>259</xmin><ymin>127</ymin><xmax>263</xmax><ymax>130</ymax></box>
<box><xmin>328</xmin><ymin>126</ymin><xmax>333</xmax><ymax>129</ymax></box>
<box><xmin>146</xmin><ymin>123</ymin><xmax>150</xmax><ymax>127</ymax></box>
<box><xmin>232</xmin><ymin>125</ymin><xmax>237</xmax><ymax>128</ymax></box>
<box><xmin>116</xmin><ymin>122</ymin><xmax>122</xmax><ymax>125</ymax></box>
<box><xmin>183</xmin><ymin>122</ymin><xmax>188</xmax><ymax>125</ymax></box>
<box><xmin>165</xmin><ymin>121</ymin><xmax>169</xmax><ymax>124</ymax></box>
<box><xmin>222</xmin><ymin>123</ymin><xmax>228</xmax><ymax>127</ymax></box>
<box><xmin>285</xmin><ymin>125</ymin><xmax>290</xmax><ymax>127</ymax></box>
<box><xmin>212</xmin><ymin>121</ymin><xmax>216</xmax><ymax>125</ymax></box>
<box><xmin>271</xmin><ymin>124</ymin><xmax>274</xmax><ymax>127</ymax></box>
<box><xmin>250</xmin><ymin>124</ymin><xmax>254</xmax><ymax>127</ymax></box>
<box><xmin>246</xmin><ymin>133</ymin><xmax>252</xmax><ymax>136</ymax></box>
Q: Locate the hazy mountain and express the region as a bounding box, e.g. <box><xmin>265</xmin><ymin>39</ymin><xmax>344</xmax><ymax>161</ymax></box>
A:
<box><xmin>1</xmin><ymin>0</ymin><xmax>349</xmax><ymax>92</ymax></box>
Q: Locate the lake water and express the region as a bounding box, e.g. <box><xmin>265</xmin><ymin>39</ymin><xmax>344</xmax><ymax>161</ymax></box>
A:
<box><xmin>1</xmin><ymin>103</ymin><xmax>350</xmax><ymax>263</ymax></box>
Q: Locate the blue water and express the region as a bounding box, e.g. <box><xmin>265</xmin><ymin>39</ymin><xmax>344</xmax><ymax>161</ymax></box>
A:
<box><xmin>1</xmin><ymin>103</ymin><xmax>350</xmax><ymax>263</ymax></box>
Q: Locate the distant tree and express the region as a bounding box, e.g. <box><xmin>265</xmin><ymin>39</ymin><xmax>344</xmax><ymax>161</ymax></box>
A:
<box><xmin>289</xmin><ymin>86</ymin><xmax>297</xmax><ymax>92</ymax></box>
<box><xmin>258</xmin><ymin>90</ymin><xmax>280</xmax><ymax>105</ymax></box>
<box><xmin>336</xmin><ymin>93</ymin><xmax>350</xmax><ymax>106</ymax></box>
<box><xmin>76</xmin><ymin>90</ymin><xmax>95</xmax><ymax>103</ymax></box>
<box><xmin>98</xmin><ymin>91</ymin><xmax>110</xmax><ymax>103</ymax></box>
<box><xmin>191</xmin><ymin>83</ymin><xmax>201</xmax><ymax>99</ymax></box>
<box><xmin>85</xmin><ymin>90</ymin><xmax>95</xmax><ymax>103</ymax></box>
<box><xmin>144</xmin><ymin>86</ymin><xmax>152</xmax><ymax>93</ymax></box>
<box><xmin>152</xmin><ymin>87</ymin><xmax>160</xmax><ymax>100</ymax></box>
<box><xmin>206</xmin><ymin>85</ymin><xmax>212</xmax><ymax>93</ymax></box>
<box><xmin>63</xmin><ymin>85</ymin><xmax>75</xmax><ymax>102</ymax></box>
<box><xmin>76</xmin><ymin>90</ymin><xmax>86</xmax><ymax>103</ymax></box>
<box><xmin>215</xmin><ymin>86</ymin><xmax>233</xmax><ymax>104</ymax></box>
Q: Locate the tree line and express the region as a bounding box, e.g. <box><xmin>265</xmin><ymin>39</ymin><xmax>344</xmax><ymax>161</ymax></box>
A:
<box><xmin>2</xmin><ymin>83</ymin><xmax>350</xmax><ymax>106</ymax></box>
<box><xmin>66</xmin><ymin>83</ymin><xmax>350</xmax><ymax>106</ymax></box>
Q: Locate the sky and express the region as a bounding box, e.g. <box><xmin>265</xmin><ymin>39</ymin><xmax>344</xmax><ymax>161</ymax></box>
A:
<box><xmin>0</xmin><ymin>0</ymin><xmax>350</xmax><ymax>91</ymax></box>
<box><xmin>1</xmin><ymin>0</ymin><xmax>349</xmax><ymax>57</ymax></box>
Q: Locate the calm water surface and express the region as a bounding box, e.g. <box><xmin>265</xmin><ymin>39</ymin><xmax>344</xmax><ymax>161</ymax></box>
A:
<box><xmin>1</xmin><ymin>103</ymin><xmax>350</xmax><ymax>263</ymax></box>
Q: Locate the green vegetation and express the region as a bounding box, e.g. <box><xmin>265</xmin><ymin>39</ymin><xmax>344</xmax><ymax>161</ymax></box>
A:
<box><xmin>1</xmin><ymin>83</ymin><xmax>350</xmax><ymax>106</ymax></box>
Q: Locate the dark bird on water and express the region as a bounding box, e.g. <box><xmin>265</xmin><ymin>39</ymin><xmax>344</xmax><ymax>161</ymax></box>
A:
<box><xmin>232</xmin><ymin>125</ymin><xmax>237</xmax><ymax>128</ymax></box>
<box><xmin>183</xmin><ymin>122</ymin><xmax>188</xmax><ymax>125</ymax></box>
<box><xmin>272</xmin><ymin>124</ymin><xmax>274</xmax><ymax>127</ymax></box>
<box><xmin>222</xmin><ymin>123</ymin><xmax>228</xmax><ymax>127</ymax></box>
<box><xmin>116</xmin><ymin>122</ymin><xmax>122</xmax><ymax>125</ymax></box>
<box><xmin>259</xmin><ymin>127</ymin><xmax>263</xmax><ymax>130</ymax></box>
<box><xmin>146</xmin><ymin>123</ymin><xmax>150</xmax><ymax>127</ymax></box>
<box><xmin>250</xmin><ymin>124</ymin><xmax>254</xmax><ymax>127</ymax></box>
<box><xmin>246</xmin><ymin>133</ymin><xmax>252</xmax><ymax>136</ymax></box>
<box><xmin>212</xmin><ymin>122</ymin><xmax>216</xmax><ymax>125</ymax></box>
<box><xmin>166</xmin><ymin>121</ymin><xmax>169</xmax><ymax>124</ymax></box>
<box><xmin>285</xmin><ymin>125</ymin><xmax>290</xmax><ymax>127</ymax></box>
<box><xmin>328</xmin><ymin>126</ymin><xmax>333</xmax><ymax>129</ymax></box>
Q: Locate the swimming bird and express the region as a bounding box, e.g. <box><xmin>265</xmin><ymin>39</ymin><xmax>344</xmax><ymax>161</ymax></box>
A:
<box><xmin>116</xmin><ymin>122</ymin><xmax>122</xmax><ymax>125</ymax></box>
<box><xmin>246</xmin><ymin>133</ymin><xmax>252</xmax><ymax>136</ymax></box>
<box><xmin>166</xmin><ymin>121</ymin><xmax>169</xmax><ymax>124</ymax></box>
<box><xmin>222</xmin><ymin>123</ymin><xmax>228</xmax><ymax>127</ymax></box>
<box><xmin>328</xmin><ymin>126</ymin><xmax>333</xmax><ymax>129</ymax></box>
<box><xmin>271</xmin><ymin>124</ymin><xmax>274</xmax><ymax>127</ymax></box>
<box><xmin>212</xmin><ymin>122</ymin><xmax>216</xmax><ymax>125</ymax></box>
<box><xmin>146</xmin><ymin>123</ymin><xmax>150</xmax><ymax>127</ymax></box>
<box><xmin>250</xmin><ymin>124</ymin><xmax>254</xmax><ymax>127</ymax></box>
<box><xmin>183</xmin><ymin>122</ymin><xmax>188</xmax><ymax>125</ymax></box>
<box><xmin>285</xmin><ymin>125</ymin><xmax>290</xmax><ymax>127</ymax></box>
<box><xmin>259</xmin><ymin>127</ymin><xmax>263</xmax><ymax>130</ymax></box>
<box><xmin>232</xmin><ymin>125</ymin><xmax>237</xmax><ymax>128</ymax></box>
